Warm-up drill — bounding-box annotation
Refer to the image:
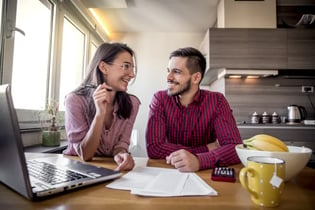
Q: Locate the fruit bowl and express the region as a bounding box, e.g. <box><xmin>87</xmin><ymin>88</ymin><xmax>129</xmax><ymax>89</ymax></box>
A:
<box><xmin>235</xmin><ymin>144</ymin><xmax>312</xmax><ymax>181</ymax></box>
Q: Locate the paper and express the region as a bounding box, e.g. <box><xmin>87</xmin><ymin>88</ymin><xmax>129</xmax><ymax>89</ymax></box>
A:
<box><xmin>106</xmin><ymin>167</ymin><xmax>218</xmax><ymax>197</ymax></box>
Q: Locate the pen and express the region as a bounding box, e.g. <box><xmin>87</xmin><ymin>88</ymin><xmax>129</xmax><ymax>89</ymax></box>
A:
<box><xmin>84</xmin><ymin>84</ymin><xmax>112</xmax><ymax>92</ymax></box>
<box><xmin>84</xmin><ymin>84</ymin><xmax>97</xmax><ymax>89</ymax></box>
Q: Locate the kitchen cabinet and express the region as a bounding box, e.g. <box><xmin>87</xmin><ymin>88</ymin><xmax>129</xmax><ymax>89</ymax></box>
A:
<box><xmin>287</xmin><ymin>29</ymin><xmax>315</xmax><ymax>69</ymax></box>
<box><xmin>207</xmin><ymin>28</ymin><xmax>287</xmax><ymax>69</ymax></box>
<box><xmin>199</xmin><ymin>29</ymin><xmax>210</xmax><ymax>72</ymax></box>
<box><xmin>208</xmin><ymin>29</ymin><xmax>248</xmax><ymax>69</ymax></box>
<box><xmin>247</xmin><ymin>29</ymin><xmax>287</xmax><ymax>69</ymax></box>
<box><xmin>201</xmin><ymin>28</ymin><xmax>315</xmax><ymax>71</ymax></box>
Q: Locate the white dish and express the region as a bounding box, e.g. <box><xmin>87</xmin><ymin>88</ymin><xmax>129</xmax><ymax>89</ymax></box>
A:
<box><xmin>235</xmin><ymin>144</ymin><xmax>312</xmax><ymax>181</ymax></box>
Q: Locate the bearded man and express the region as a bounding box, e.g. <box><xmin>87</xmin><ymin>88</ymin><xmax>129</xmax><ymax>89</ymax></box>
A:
<box><xmin>145</xmin><ymin>47</ymin><xmax>242</xmax><ymax>172</ymax></box>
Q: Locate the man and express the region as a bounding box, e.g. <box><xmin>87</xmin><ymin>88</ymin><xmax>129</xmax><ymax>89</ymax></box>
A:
<box><xmin>145</xmin><ymin>47</ymin><xmax>242</xmax><ymax>172</ymax></box>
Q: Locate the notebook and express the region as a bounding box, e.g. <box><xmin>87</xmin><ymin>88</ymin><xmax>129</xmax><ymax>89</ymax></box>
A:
<box><xmin>0</xmin><ymin>84</ymin><xmax>121</xmax><ymax>200</ymax></box>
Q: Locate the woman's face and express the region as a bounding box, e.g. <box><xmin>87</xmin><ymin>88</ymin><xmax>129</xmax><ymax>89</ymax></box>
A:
<box><xmin>100</xmin><ymin>51</ymin><xmax>135</xmax><ymax>92</ymax></box>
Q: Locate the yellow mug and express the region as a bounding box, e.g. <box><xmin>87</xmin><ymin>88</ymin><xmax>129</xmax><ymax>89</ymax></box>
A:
<box><xmin>239</xmin><ymin>156</ymin><xmax>285</xmax><ymax>207</ymax></box>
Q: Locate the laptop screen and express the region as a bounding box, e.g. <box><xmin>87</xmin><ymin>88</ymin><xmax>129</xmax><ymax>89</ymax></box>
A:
<box><xmin>0</xmin><ymin>84</ymin><xmax>34</xmax><ymax>199</ymax></box>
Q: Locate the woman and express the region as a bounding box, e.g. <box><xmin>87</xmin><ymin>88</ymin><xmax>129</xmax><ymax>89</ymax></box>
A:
<box><xmin>63</xmin><ymin>42</ymin><xmax>140</xmax><ymax>171</ymax></box>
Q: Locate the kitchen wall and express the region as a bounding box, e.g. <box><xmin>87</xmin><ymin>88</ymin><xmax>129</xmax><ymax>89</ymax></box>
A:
<box><xmin>217</xmin><ymin>0</ymin><xmax>276</xmax><ymax>28</ymax></box>
<box><xmin>113</xmin><ymin>32</ymin><xmax>205</xmax><ymax>157</ymax></box>
<box><xmin>210</xmin><ymin>76</ymin><xmax>315</xmax><ymax>123</ymax></box>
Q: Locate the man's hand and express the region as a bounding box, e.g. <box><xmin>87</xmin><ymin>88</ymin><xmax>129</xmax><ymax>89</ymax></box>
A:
<box><xmin>166</xmin><ymin>149</ymin><xmax>200</xmax><ymax>172</ymax></box>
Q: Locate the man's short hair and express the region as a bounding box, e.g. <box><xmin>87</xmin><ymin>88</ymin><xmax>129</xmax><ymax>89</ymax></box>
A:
<box><xmin>169</xmin><ymin>47</ymin><xmax>206</xmax><ymax>79</ymax></box>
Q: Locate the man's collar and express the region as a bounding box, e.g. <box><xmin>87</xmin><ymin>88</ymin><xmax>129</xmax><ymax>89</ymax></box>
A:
<box><xmin>192</xmin><ymin>89</ymin><xmax>202</xmax><ymax>104</ymax></box>
<box><xmin>174</xmin><ymin>89</ymin><xmax>202</xmax><ymax>106</ymax></box>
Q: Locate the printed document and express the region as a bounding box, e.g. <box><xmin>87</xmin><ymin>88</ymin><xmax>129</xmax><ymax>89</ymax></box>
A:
<box><xmin>106</xmin><ymin>167</ymin><xmax>218</xmax><ymax>197</ymax></box>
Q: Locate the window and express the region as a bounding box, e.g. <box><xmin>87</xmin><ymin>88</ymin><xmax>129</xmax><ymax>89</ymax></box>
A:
<box><xmin>11</xmin><ymin>0</ymin><xmax>53</xmax><ymax>110</ymax></box>
<box><xmin>0</xmin><ymin>0</ymin><xmax>4</xmax><ymax>81</ymax></box>
<box><xmin>1</xmin><ymin>0</ymin><xmax>105</xmax><ymax>128</ymax></box>
<box><xmin>0</xmin><ymin>0</ymin><xmax>2</xmax><ymax>31</ymax></box>
<box><xmin>58</xmin><ymin>17</ymin><xmax>86</xmax><ymax>111</ymax></box>
<box><xmin>89</xmin><ymin>41</ymin><xmax>98</xmax><ymax>63</ymax></box>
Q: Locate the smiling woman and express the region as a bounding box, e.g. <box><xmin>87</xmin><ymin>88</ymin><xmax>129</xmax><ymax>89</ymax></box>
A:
<box><xmin>62</xmin><ymin>42</ymin><xmax>140</xmax><ymax>171</ymax></box>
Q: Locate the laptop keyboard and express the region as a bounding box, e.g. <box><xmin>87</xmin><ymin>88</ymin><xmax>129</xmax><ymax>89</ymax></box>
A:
<box><xmin>27</xmin><ymin>160</ymin><xmax>88</xmax><ymax>185</ymax></box>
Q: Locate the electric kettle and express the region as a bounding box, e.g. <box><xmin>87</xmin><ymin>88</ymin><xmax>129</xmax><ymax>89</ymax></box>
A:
<box><xmin>287</xmin><ymin>105</ymin><xmax>307</xmax><ymax>123</ymax></box>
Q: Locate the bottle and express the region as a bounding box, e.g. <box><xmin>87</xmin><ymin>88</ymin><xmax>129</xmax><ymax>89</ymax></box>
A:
<box><xmin>251</xmin><ymin>112</ymin><xmax>260</xmax><ymax>124</ymax></box>
<box><xmin>272</xmin><ymin>112</ymin><xmax>280</xmax><ymax>124</ymax></box>
<box><xmin>262</xmin><ymin>112</ymin><xmax>271</xmax><ymax>124</ymax></box>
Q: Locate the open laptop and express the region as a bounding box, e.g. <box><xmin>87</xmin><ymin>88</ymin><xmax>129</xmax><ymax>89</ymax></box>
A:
<box><xmin>0</xmin><ymin>84</ymin><xmax>121</xmax><ymax>200</ymax></box>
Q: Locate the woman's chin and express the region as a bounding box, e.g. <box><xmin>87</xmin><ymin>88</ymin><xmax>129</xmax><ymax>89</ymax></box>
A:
<box><xmin>118</xmin><ymin>86</ymin><xmax>128</xmax><ymax>92</ymax></box>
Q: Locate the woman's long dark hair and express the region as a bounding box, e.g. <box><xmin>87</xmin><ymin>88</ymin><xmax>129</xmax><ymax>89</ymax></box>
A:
<box><xmin>72</xmin><ymin>42</ymin><xmax>137</xmax><ymax>120</ymax></box>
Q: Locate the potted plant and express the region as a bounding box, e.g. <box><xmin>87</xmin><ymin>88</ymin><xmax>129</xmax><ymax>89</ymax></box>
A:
<box><xmin>39</xmin><ymin>99</ymin><xmax>61</xmax><ymax>147</ymax></box>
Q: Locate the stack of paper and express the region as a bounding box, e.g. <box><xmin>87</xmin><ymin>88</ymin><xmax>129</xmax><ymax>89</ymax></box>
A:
<box><xmin>106</xmin><ymin>167</ymin><xmax>218</xmax><ymax>197</ymax></box>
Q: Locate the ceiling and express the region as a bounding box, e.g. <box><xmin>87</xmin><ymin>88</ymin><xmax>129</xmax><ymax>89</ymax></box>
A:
<box><xmin>75</xmin><ymin>0</ymin><xmax>220</xmax><ymax>34</ymax></box>
<box><xmin>73</xmin><ymin>0</ymin><xmax>315</xmax><ymax>37</ymax></box>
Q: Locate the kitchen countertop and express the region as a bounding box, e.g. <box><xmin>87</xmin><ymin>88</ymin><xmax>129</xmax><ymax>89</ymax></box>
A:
<box><xmin>236</xmin><ymin>122</ymin><xmax>315</xmax><ymax>144</ymax></box>
<box><xmin>237</xmin><ymin>123</ymin><xmax>315</xmax><ymax>129</ymax></box>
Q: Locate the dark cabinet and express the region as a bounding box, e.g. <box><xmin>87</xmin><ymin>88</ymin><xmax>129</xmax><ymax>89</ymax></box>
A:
<box><xmin>208</xmin><ymin>29</ymin><xmax>287</xmax><ymax>69</ymax></box>
<box><xmin>204</xmin><ymin>28</ymin><xmax>315</xmax><ymax>70</ymax></box>
<box><xmin>247</xmin><ymin>29</ymin><xmax>287</xmax><ymax>69</ymax></box>
<box><xmin>209</xmin><ymin>29</ymin><xmax>248</xmax><ymax>69</ymax></box>
<box><xmin>287</xmin><ymin>29</ymin><xmax>315</xmax><ymax>69</ymax></box>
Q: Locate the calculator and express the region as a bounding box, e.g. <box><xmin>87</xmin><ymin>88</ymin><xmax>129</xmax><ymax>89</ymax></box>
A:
<box><xmin>211</xmin><ymin>167</ymin><xmax>236</xmax><ymax>182</ymax></box>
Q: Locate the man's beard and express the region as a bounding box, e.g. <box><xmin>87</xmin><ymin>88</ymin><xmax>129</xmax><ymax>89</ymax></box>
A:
<box><xmin>167</xmin><ymin>78</ymin><xmax>191</xmax><ymax>96</ymax></box>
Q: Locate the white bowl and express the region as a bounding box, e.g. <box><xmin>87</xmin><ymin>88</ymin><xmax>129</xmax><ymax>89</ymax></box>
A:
<box><xmin>235</xmin><ymin>144</ymin><xmax>312</xmax><ymax>181</ymax></box>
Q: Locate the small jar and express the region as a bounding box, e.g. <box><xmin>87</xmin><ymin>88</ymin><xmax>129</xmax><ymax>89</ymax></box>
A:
<box><xmin>272</xmin><ymin>112</ymin><xmax>280</xmax><ymax>124</ymax></box>
<box><xmin>251</xmin><ymin>112</ymin><xmax>260</xmax><ymax>124</ymax></box>
<box><xmin>262</xmin><ymin>112</ymin><xmax>271</xmax><ymax>124</ymax></box>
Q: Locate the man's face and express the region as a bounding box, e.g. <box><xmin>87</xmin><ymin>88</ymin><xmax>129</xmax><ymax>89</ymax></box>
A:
<box><xmin>167</xmin><ymin>57</ymin><xmax>192</xmax><ymax>96</ymax></box>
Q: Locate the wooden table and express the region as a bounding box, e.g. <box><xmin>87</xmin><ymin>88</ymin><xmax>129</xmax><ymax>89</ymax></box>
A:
<box><xmin>0</xmin><ymin>154</ymin><xmax>314</xmax><ymax>210</ymax></box>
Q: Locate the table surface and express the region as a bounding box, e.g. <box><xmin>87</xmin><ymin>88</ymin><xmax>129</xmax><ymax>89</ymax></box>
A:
<box><xmin>0</xmin><ymin>153</ymin><xmax>314</xmax><ymax>210</ymax></box>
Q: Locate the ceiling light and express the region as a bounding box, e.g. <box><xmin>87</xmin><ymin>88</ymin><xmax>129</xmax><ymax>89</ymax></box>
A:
<box><xmin>218</xmin><ymin>69</ymin><xmax>278</xmax><ymax>79</ymax></box>
<box><xmin>82</xmin><ymin>0</ymin><xmax>127</xmax><ymax>8</ymax></box>
<box><xmin>246</xmin><ymin>75</ymin><xmax>260</xmax><ymax>79</ymax></box>
<box><xmin>89</xmin><ymin>8</ymin><xmax>111</xmax><ymax>37</ymax></box>
<box><xmin>229</xmin><ymin>75</ymin><xmax>242</xmax><ymax>79</ymax></box>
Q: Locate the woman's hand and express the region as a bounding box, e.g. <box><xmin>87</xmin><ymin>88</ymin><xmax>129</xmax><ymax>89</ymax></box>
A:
<box><xmin>93</xmin><ymin>83</ymin><xmax>113</xmax><ymax>116</ymax></box>
<box><xmin>114</xmin><ymin>152</ymin><xmax>135</xmax><ymax>171</ymax></box>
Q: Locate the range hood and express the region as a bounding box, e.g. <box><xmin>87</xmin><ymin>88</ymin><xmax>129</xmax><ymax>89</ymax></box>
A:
<box><xmin>217</xmin><ymin>69</ymin><xmax>279</xmax><ymax>79</ymax></box>
<box><xmin>200</xmin><ymin>68</ymin><xmax>279</xmax><ymax>85</ymax></box>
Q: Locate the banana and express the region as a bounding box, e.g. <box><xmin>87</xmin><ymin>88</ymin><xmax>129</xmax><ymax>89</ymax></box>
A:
<box><xmin>243</xmin><ymin>134</ymin><xmax>288</xmax><ymax>152</ymax></box>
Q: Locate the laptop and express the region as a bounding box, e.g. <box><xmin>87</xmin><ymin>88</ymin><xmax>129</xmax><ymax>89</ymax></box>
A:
<box><xmin>0</xmin><ymin>84</ymin><xmax>121</xmax><ymax>200</ymax></box>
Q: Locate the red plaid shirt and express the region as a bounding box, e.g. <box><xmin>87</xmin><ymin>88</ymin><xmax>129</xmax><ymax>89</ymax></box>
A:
<box><xmin>145</xmin><ymin>89</ymin><xmax>242</xmax><ymax>169</ymax></box>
